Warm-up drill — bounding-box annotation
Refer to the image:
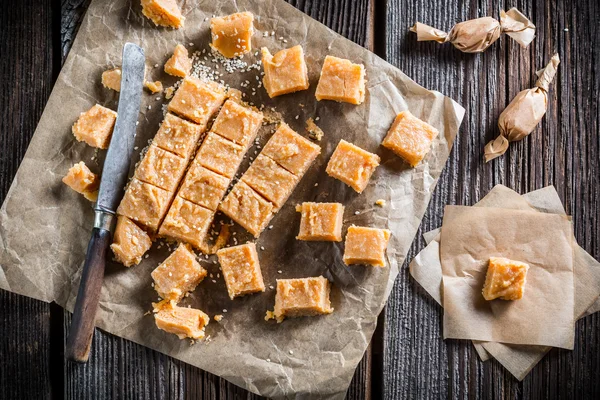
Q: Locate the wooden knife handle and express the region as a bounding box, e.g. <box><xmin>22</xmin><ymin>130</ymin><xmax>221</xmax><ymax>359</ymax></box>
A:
<box><xmin>65</xmin><ymin>227</ymin><xmax>111</xmax><ymax>363</ymax></box>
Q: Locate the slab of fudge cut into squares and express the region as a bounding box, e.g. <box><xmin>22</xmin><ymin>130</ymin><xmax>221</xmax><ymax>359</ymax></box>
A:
<box><xmin>178</xmin><ymin>163</ymin><xmax>230</xmax><ymax>211</ymax></box>
<box><xmin>219</xmin><ymin>181</ymin><xmax>275</xmax><ymax>237</ymax></box>
<box><xmin>241</xmin><ymin>154</ymin><xmax>299</xmax><ymax>210</ymax></box>
<box><xmin>101</xmin><ymin>68</ymin><xmax>121</xmax><ymax>92</ymax></box>
<box><xmin>267</xmin><ymin>276</ymin><xmax>333</xmax><ymax>323</ymax></box>
<box><xmin>110</xmin><ymin>216</ymin><xmax>152</xmax><ymax>267</ymax></box>
<box><xmin>117</xmin><ymin>178</ymin><xmax>172</xmax><ymax>232</ymax></box>
<box><xmin>158</xmin><ymin>196</ymin><xmax>215</xmax><ymax>250</ymax></box>
<box><xmin>382</xmin><ymin>110</ymin><xmax>439</xmax><ymax>167</ymax></box>
<box><xmin>343</xmin><ymin>226</ymin><xmax>391</xmax><ymax>267</ymax></box>
<box><xmin>152</xmin><ymin>113</ymin><xmax>204</xmax><ymax>159</ymax></box>
<box><xmin>326</xmin><ymin>140</ymin><xmax>380</xmax><ymax>193</ymax></box>
<box><xmin>164</xmin><ymin>44</ymin><xmax>192</xmax><ymax>78</ymax></box>
<box><xmin>167</xmin><ymin>77</ymin><xmax>226</xmax><ymax>125</ymax></box>
<box><xmin>153</xmin><ymin>300</ymin><xmax>210</xmax><ymax>340</ymax></box>
<box><xmin>261</xmin><ymin>45</ymin><xmax>309</xmax><ymax>98</ymax></box>
<box><xmin>216</xmin><ymin>243</ymin><xmax>265</xmax><ymax>299</ymax></box>
<box><xmin>72</xmin><ymin>104</ymin><xmax>117</xmax><ymax>149</ymax></box>
<box><xmin>62</xmin><ymin>161</ymin><xmax>100</xmax><ymax>201</ymax></box>
<box><xmin>296</xmin><ymin>202</ymin><xmax>344</xmax><ymax>242</ymax></box>
<box><xmin>261</xmin><ymin>123</ymin><xmax>321</xmax><ymax>177</ymax></box>
<box><xmin>482</xmin><ymin>257</ymin><xmax>530</xmax><ymax>301</ymax></box>
<box><xmin>210</xmin><ymin>99</ymin><xmax>263</xmax><ymax>149</ymax></box>
<box><xmin>210</xmin><ymin>12</ymin><xmax>254</xmax><ymax>58</ymax></box>
<box><xmin>151</xmin><ymin>243</ymin><xmax>207</xmax><ymax>302</ymax></box>
<box><xmin>194</xmin><ymin>132</ymin><xmax>245</xmax><ymax>179</ymax></box>
<box><xmin>141</xmin><ymin>0</ymin><xmax>184</xmax><ymax>29</ymax></box>
<box><xmin>134</xmin><ymin>145</ymin><xmax>188</xmax><ymax>192</ymax></box>
<box><xmin>315</xmin><ymin>55</ymin><xmax>366</xmax><ymax>105</ymax></box>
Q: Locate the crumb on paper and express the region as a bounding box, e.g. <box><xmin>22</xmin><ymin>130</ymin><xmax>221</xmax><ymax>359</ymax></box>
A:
<box><xmin>214</xmin><ymin>314</ymin><xmax>223</xmax><ymax>322</ymax></box>
<box><xmin>375</xmin><ymin>199</ymin><xmax>386</xmax><ymax>206</ymax></box>
<box><xmin>265</xmin><ymin>310</ymin><xmax>275</xmax><ymax>321</ymax></box>
<box><xmin>165</xmin><ymin>86</ymin><xmax>175</xmax><ymax>99</ymax></box>
<box><xmin>306</xmin><ymin>117</ymin><xmax>324</xmax><ymax>141</ymax></box>
<box><xmin>144</xmin><ymin>80</ymin><xmax>163</xmax><ymax>94</ymax></box>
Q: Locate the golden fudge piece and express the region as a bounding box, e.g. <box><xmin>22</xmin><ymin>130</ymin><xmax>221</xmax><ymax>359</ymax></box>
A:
<box><xmin>134</xmin><ymin>145</ymin><xmax>187</xmax><ymax>192</ymax></box>
<box><xmin>296</xmin><ymin>202</ymin><xmax>344</xmax><ymax>242</ymax></box>
<box><xmin>167</xmin><ymin>77</ymin><xmax>226</xmax><ymax>125</ymax></box>
<box><xmin>326</xmin><ymin>140</ymin><xmax>380</xmax><ymax>193</ymax></box>
<box><xmin>62</xmin><ymin>161</ymin><xmax>100</xmax><ymax>201</ymax></box>
<box><xmin>101</xmin><ymin>68</ymin><xmax>121</xmax><ymax>92</ymax></box>
<box><xmin>194</xmin><ymin>132</ymin><xmax>244</xmax><ymax>179</ymax></box>
<box><xmin>152</xmin><ymin>113</ymin><xmax>203</xmax><ymax>159</ymax></box>
<box><xmin>158</xmin><ymin>197</ymin><xmax>214</xmax><ymax>249</ymax></box>
<box><xmin>343</xmin><ymin>226</ymin><xmax>391</xmax><ymax>267</ymax></box>
<box><xmin>110</xmin><ymin>216</ymin><xmax>152</xmax><ymax>267</ymax></box>
<box><xmin>219</xmin><ymin>181</ymin><xmax>274</xmax><ymax>237</ymax></box>
<box><xmin>315</xmin><ymin>55</ymin><xmax>366</xmax><ymax>105</ymax></box>
<box><xmin>164</xmin><ymin>44</ymin><xmax>192</xmax><ymax>78</ymax></box>
<box><xmin>482</xmin><ymin>257</ymin><xmax>529</xmax><ymax>301</ymax></box>
<box><xmin>151</xmin><ymin>243</ymin><xmax>207</xmax><ymax>301</ymax></box>
<box><xmin>241</xmin><ymin>154</ymin><xmax>299</xmax><ymax>209</ymax></box>
<box><xmin>261</xmin><ymin>123</ymin><xmax>321</xmax><ymax>176</ymax></box>
<box><xmin>116</xmin><ymin>178</ymin><xmax>172</xmax><ymax>231</ymax></box>
<box><xmin>270</xmin><ymin>276</ymin><xmax>333</xmax><ymax>323</ymax></box>
<box><xmin>210</xmin><ymin>100</ymin><xmax>263</xmax><ymax>148</ymax></box>
<box><xmin>382</xmin><ymin>110</ymin><xmax>439</xmax><ymax>167</ymax></box>
<box><xmin>154</xmin><ymin>300</ymin><xmax>209</xmax><ymax>340</ymax></box>
<box><xmin>210</xmin><ymin>12</ymin><xmax>254</xmax><ymax>58</ymax></box>
<box><xmin>261</xmin><ymin>45</ymin><xmax>309</xmax><ymax>98</ymax></box>
<box><xmin>216</xmin><ymin>243</ymin><xmax>265</xmax><ymax>299</ymax></box>
<box><xmin>72</xmin><ymin>104</ymin><xmax>117</xmax><ymax>149</ymax></box>
<box><xmin>178</xmin><ymin>163</ymin><xmax>229</xmax><ymax>211</ymax></box>
<box><xmin>141</xmin><ymin>0</ymin><xmax>184</xmax><ymax>29</ymax></box>
<box><xmin>144</xmin><ymin>80</ymin><xmax>163</xmax><ymax>94</ymax></box>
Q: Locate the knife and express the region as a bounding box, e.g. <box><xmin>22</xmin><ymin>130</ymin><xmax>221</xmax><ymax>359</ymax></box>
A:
<box><xmin>66</xmin><ymin>43</ymin><xmax>145</xmax><ymax>363</ymax></box>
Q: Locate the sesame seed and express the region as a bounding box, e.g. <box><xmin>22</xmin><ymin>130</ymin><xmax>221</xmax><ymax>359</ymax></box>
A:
<box><xmin>223</xmin><ymin>309</ymin><xmax>227</xmax><ymax>313</ymax></box>
<box><xmin>354</xmin><ymin>211</ymin><xmax>360</xmax><ymax>215</ymax></box>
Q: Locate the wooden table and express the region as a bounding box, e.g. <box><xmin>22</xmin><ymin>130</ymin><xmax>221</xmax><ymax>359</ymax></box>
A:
<box><xmin>1</xmin><ymin>0</ymin><xmax>598</xmax><ymax>398</ymax></box>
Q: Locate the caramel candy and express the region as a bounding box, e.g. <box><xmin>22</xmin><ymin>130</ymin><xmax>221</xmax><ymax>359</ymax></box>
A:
<box><xmin>101</xmin><ymin>68</ymin><xmax>121</xmax><ymax>92</ymax></box>
<box><xmin>116</xmin><ymin>178</ymin><xmax>172</xmax><ymax>231</ymax></box>
<box><xmin>482</xmin><ymin>257</ymin><xmax>529</xmax><ymax>301</ymax></box>
<box><xmin>210</xmin><ymin>12</ymin><xmax>254</xmax><ymax>58</ymax></box>
<box><xmin>343</xmin><ymin>226</ymin><xmax>391</xmax><ymax>267</ymax></box>
<box><xmin>167</xmin><ymin>77</ymin><xmax>226</xmax><ymax>125</ymax></box>
<box><xmin>151</xmin><ymin>243</ymin><xmax>207</xmax><ymax>301</ymax></box>
<box><xmin>152</xmin><ymin>113</ymin><xmax>203</xmax><ymax>159</ymax></box>
<box><xmin>110</xmin><ymin>216</ymin><xmax>152</xmax><ymax>267</ymax></box>
<box><xmin>261</xmin><ymin>123</ymin><xmax>321</xmax><ymax>176</ymax></box>
<box><xmin>194</xmin><ymin>132</ymin><xmax>244</xmax><ymax>179</ymax></box>
<box><xmin>72</xmin><ymin>104</ymin><xmax>117</xmax><ymax>149</ymax></box>
<box><xmin>381</xmin><ymin>110</ymin><xmax>439</xmax><ymax>167</ymax></box>
<box><xmin>219</xmin><ymin>181</ymin><xmax>274</xmax><ymax>237</ymax></box>
<box><xmin>326</xmin><ymin>140</ymin><xmax>380</xmax><ymax>193</ymax></box>
<box><xmin>269</xmin><ymin>276</ymin><xmax>333</xmax><ymax>323</ymax></box>
<box><xmin>164</xmin><ymin>44</ymin><xmax>192</xmax><ymax>78</ymax></box>
<box><xmin>296</xmin><ymin>202</ymin><xmax>344</xmax><ymax>242</ymax></box>
<box><xmin>158</xmin><ymin>197</ymin><xmax>214</xmax><ymax>249</ymax></box>
<box><xmin>134</xmin><ymin>145</ymin><xmax>187</xmax><ymax>192</ymax></box>
<box><xmin>144</xmin><ymin>80</ymin><xmax>163</xmax><ymax>94</ymax></box>
<box><xmin>141</xmin><ymin>0</ymin><xmax>184</xmax><ymax>29</ymax></box>
<box><xmin>216</xmin><ymin>243</ymin><xmax>265</xmax><ymax>299</ymax></box>
<box><xmin>261</xmin><ymin>45</ymin><xmax>309</xmax><ymax>98</ymax></box>
<box><xmin>315</xmin><ymin>55</ymin><xmax>366</xmax><ymax>105</ymax></box>
<box><xmin>62</xmin><ymin>161</ymin><xmax>100</xmax><ymax>201</ymax></box>
<box><xmin>154</xmin><ymin>300</ymin><xmax>209</xmax><ymax>340</ymax></box>
<box><xmin>210</xmin><ymin>100</ymin><xmax>263</xmax><ymax>149</ymax></box>
<box><xmin>241</xmin><ymin>154</ymin><xmax>299</xmax><ymax>209</ymax></box>
<box><xmin>178</xmin><ymin>163</ymin><xmax>229</xmax><ymax>211</ymax></box>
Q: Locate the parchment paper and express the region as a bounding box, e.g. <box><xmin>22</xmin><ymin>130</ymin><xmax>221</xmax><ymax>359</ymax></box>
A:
<box><xmin>0</xmin><ymin>0</ymin><xmax>464</xmax><ymax>398</ymax></box>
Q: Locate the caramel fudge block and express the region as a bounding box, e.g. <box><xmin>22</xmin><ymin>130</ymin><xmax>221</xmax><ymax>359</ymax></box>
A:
<box><xmin>116</xmin><ymin>178</ymin><xmax>172</xmax><ymax>231</ymax></box>
<box><xmin>101</xmin><ymin>68</ymin><xmax>121</xmax><ymax>92</ymax></box>
<box><xmin>219</xmin><ymin>181</ymin><xmax>274</xmax><ymax>237</ymax></box>
<box><xmin>210</xmin><ymin>100</ymin><xmax>263</xmax><ymax>149</ymax></box>
<box><xmin>154</xmin><ymin>300</ymin><xmax>210</xmax><ymax>340</ymax></box>
<box><xmin>343</xmin><ymin>226</ymin><xmax>391</xmax><ymax>267</ymax></box>
<box><xmin>217</xmin><ymin>243</ymin><xmax>265</xmax><ymax>299</ymax></box>
<box><xmin>194</xmin><ymin>132</ymin><xmax>244</xmax><ymax>179</ymax></box>
<box><xmin>72</xmin><ymin>104</ymin><xmax>117</xmax><ymax>149</ymax></box>
<box><xmin>152</xmin><ymin>113</ymin><xmax>203</xmax><ymax>159</ymax></box>
<box><xmin>151</xmin><ymin>243</ymin><xmax>207</xmax><ymax>301</ymax></box>
<box><xmin>210</xmin><ymin>12</ymin><xmax>254</xmax><ymax>58</ymax></box>
<box><xmin>178</xmin><ymin>163</ymin><xmax>229</xmax><ymax>211</ymax></box>
<box><xmin>382</xmin><ymin>110</ymin><xmax>439</xmax><ymax>167</ymax></box>
<box><xmin>134</xmin><ymin>145</ymin><xmax>187</xmax><ymax>192</ymax></box>
<box><xmin>261</xmin><ymin>45</ymin><xmax>309</xmax><ymax>98</ymax></box>
<box><xmin>241</xmin><ymin>154</ymin><xmax>299</xmax><ymax>209</ymax></box>
<box><xmin>110</xmin><ymin>216</ymin><xmax>152</xmax><ymax>267</ymax></box>
<box><xmin>326</xmin><ymin>140</ymin><xmax>380</xmax><ymax>193</ymax></box>
<box><xmin>164</xmin><ymin>44</ymin><xmax>192</xmax><ymax>78</ymax></box>
<box><xmin>158</xmin><ymin>197</ymin><xmax>214</xmax><ymax>249</ymax></box>
<box><xmin>482</xmin><ymin>257</ymin><xmax>530</xmax><ymax>301</ymax></box>
<box><xmin>144</xmin><ymin>80</ymin><xmax>163</xmax><ymax>94</ymax></box>
<box><xmin>167</xmin><ymin>77</ymin><xmax>226</xmax><ymax>125</ymax></box>
<box><xmin>315</xmin><ymin>55</ymin><xmax>366</xmax><ymax>105</ymax></box>
<box><xmin>296</xmin><ymin>202</ymin><xmax>344</xmax><ymax>242</ymax></box>
<box><xmin>261</xmin><ymin>123</ymin><xmax>321</xmax><ymax>176</ymax></box>
<box><xmin>269</xmin><ymin>276</ymin><xmax>333</xmax><ymax>323</ymax></box>
<box><xmin>141</xmin><ymin>0</ymin><xmax>184</xmax><ymax>29</ymax></box>
<box><xmin>62</xmin><ymin>161</ymin><xmax>100</xmax><ymax>201</ymax></box>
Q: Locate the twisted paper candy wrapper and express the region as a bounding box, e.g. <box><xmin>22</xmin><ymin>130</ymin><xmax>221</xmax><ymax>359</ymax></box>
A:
<box><xmin>410</xmin><ymin>8</ymin><xmax>536</xmax><ymax>53</ymax></box>
<box><xmin>484</xmin><ymin>54</ymin><xmax>560</xmax><ymax>162</ymax></box>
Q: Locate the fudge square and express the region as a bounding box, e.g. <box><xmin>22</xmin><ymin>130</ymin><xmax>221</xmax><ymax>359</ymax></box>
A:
<box><xmin>141</xmin><ymin>0</ymin><xmax>184</xmax><ymax>29</ymax></box>
<box><xmin>152</xmin><ymin>113</ymin><xmax>203</xmax><ymax>159</ymax></box>
<box><xmin>296</xmin><ymin>202</ymin><xmax>344</xmax><ymax>242</ymax></box>
<box><xmin>216</xmin><ymin>243</ymin><xmax>265</xmax><ymax>299</ymax></box>
<box><xmin>219</xmin><ymin>181</ymin><xmax>274</xmax><ymax>237</ymax></box>
<box><xmin>151</xmin><ymin>243</ymin><xmax>207</xmax><ymax>301</ymax></box>
<box><xmin>167</xmin><ymin>77</ymin><xmax>226</xmax><ymax>126</ymax></box>
<box><xmin>62</xmin><ymin>161</ymin><xmax>100</xmax><ymax>201</ymax></box>
<box><xmin>134</xmin><ymin>145</ymin><xmax>187</xmax><ymax>192</ymax></box>
<box><xmin>270</xmin><ymin>276</ymin><xmax>333</xmax><ymax>323</ymax></box>
<box><xmin>210</xmin><ymin>12</ymin><xmax>254</xmax><ymax>58</ymax></box>
<box><xmin>382</xmin><ymin>110</ymin><xmax>439</xmax><ymax>167</ymax></box>
<box><xmin>154</xmin><ymin>300</ymin><xmax>210</xmax><ymax>340</ymax></box>
<box><xmin>326</xmin><ymin>140</ymin><xmax>380</xmax><ymax>193</ymax></box>
<box><xmin>343</xmin><ymin>226</ymin><xmax>391</xmax><ymax>267</ymax></box>
<box><xmin>210</xmin><ymin>100</ymin><xmax>263</xmax><ymax>149</ymax></box>
<box><xmin>261</xmin><ymin>45</ymin><xmax>309</xmax><ymax>98</ymax></box>
<box><xmin>164</xmin><ymin>44</ymin><xmax>192</xmax><ymax>78</ymax></box>
<box><xmin>261</xmin><ymin>123</ymin><xmax>321</xmax><ymax>176</ymax></box>
<box><xmin>482</xmin><ymin>257</ymin><xmax>530</xmax><ymax>301</ymax></box>
<box><xmin>178</xmin><ymin>163</ymin><xmax>229</xmax><ymax>211</ymax></box>
<box><xmin>110</xmin><ymin>216</ymin><xmax>152</xmax><ymax>267</ymax></box>
<box><xmin>315</xmin><ymin>55</ymin><xmax>366</xmax><ymax>105</ymax></box>
<box><xmin>158</xmin><ymin>197</ymin><xmax>214</xmax><ymax>249</ymax></box>
<box><xmin>101</xmin><ymin>68</ymin><xmax>121</xmax><ymax>92</ymax></box>
<box><xmin>72</xmin><ymin>104</ymin><xmax>117</xmax><ymax>149</ymax></box>
<box><xmin>116</xmin><ymin>178</ymin><xmax>172</xmax><ymax>232</ymax></box>
<box><xmin>194</xmin><ymin>132</ymin><xmax>244</xmax><ymax>179</ymax></box>
<box><xmin>241</xmin><ymin>154</ymin><xmax>299</xmax><ymax>209</ymax></box>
